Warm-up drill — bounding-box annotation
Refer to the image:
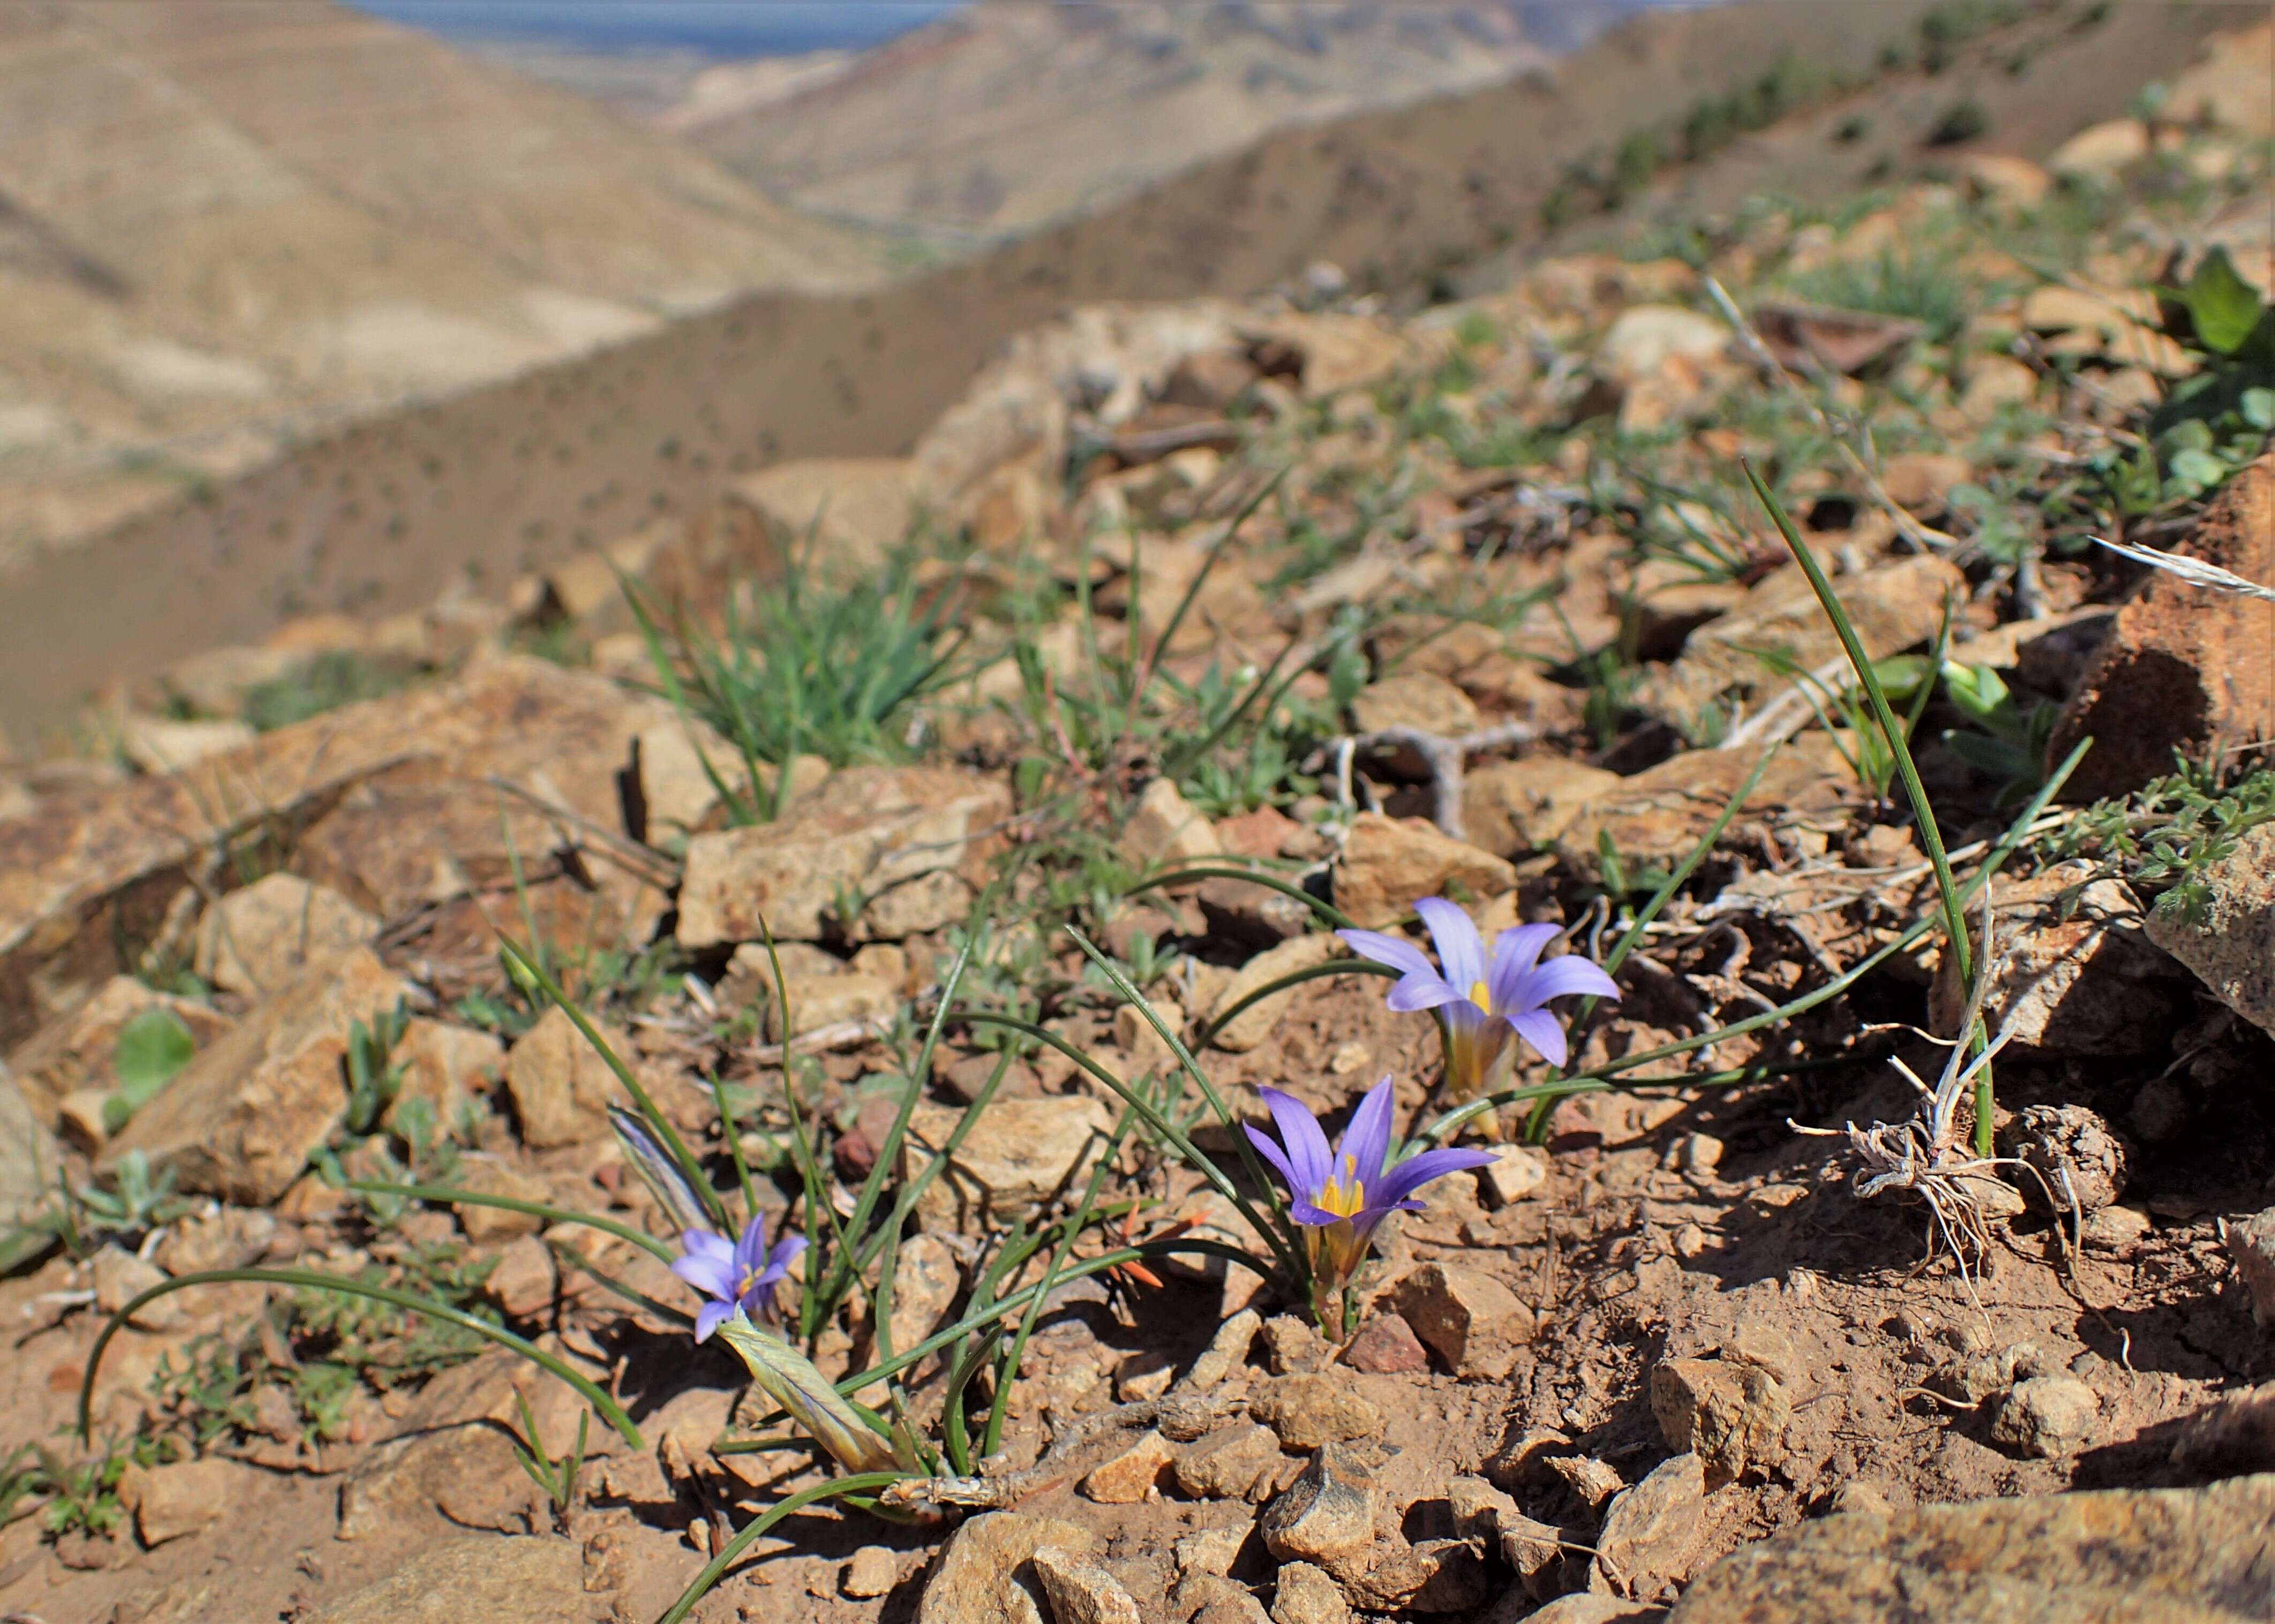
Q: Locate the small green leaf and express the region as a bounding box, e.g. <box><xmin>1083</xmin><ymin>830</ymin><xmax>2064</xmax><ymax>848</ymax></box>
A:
<box><xmin>113</xmin><ymin>1008</ymin><xmax>195</xmax><ymax>1112</ymax></box>
<box><xmin>2181</xmin><ymin>247</ymin><xmax>2269</xmax><ymax>357</ymax></box>
<box><xmin>2241</xmin><ymin>387</ymin><xmax>2274</xmax><ymax>432</ymax></box>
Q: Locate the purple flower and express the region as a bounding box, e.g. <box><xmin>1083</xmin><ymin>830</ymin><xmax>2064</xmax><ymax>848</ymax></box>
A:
<box><xmin>1245</xmin><ymin>1075</ymin><xmax>1496</xmax><ymax>1288</ymax></box>
<box><xmin>672</xmin><ymin>1213</ymin><xmax>806</xmax><ymax>1343</ymax></box>
<box><xmin>1339</xmin><ymin>898</ymin><xmax>1619</xmax><ymax>1105</ymax></box>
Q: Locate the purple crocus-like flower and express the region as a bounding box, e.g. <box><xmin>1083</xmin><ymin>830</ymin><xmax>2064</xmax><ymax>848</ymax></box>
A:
<box><xmin>672</xmin><ymin>1213</ymin><xmax>806</xmax><ymax>1343</ymax></box>
<box><xmin>1339</xmin><ymin>898</ymin><xmax>1620</xmax><ymax>1106</ymax></box>
<box><xmin>1246</xmin><ymin>1075</ymin><xmax>1496</xmax><ymax>1289</ymax></box>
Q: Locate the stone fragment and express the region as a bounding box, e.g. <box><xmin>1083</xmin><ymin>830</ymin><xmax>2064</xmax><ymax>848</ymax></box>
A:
<box><xmin>762</xmin><ymin>971</ymin><xmax>901</xmax><ymax>1040</ymax></box>
<box><xmin>1666</xmin><ymin>1474</ymin><xmax>2275</xmax><ymax>1624</ymax></box>
<box><xmin>1649</xmin><ymin>1358</ymin><xmax>1788</xmax><ymax>1485</ymax></box>
<box><xmin>1525</xmin><ymin>1599</ymin><xmax>1664</xmax><ymax>1624</ymax></box>
<box><xmin>299</xmin><ymin>1536</ymin><xmax>599</xmax><ymax>1624</ymax></box>
<box><xmin>917</xmin><ymin>1511</ymin><xmax>1094</xmax><ymax>1624</ymax></box>
<box><xmin>1188</xmin><ymin>1582</ymin><xmax>1274</xmax><ymax>1624</ymax></box>
<box><xmin>1595</xmin><ymin>306</ymin><xmax>1730</xmax><ymax>384</ymax></box>
<box><xmin>1333</xmin><ymin>813</ymin><xmax>1518</xmax><ymax>930</ymax></box>
<box><xmin>503</xmin><ymin>1004</ymin><xmax>634</xmax><ymax>1149</ymax></box>
<box><xmin>338</xmin><ymin>1424</ymin><xmax>546</xmax><ymax>1540</ymax></box>
<box><xmin>100</xmin><ymin>947</ymin><xmax>405</xmax><ymax>1204</ymax></box>
<box><xmin>1185</xmin><ymin>1306</ymin><xmax>1262</xmax><ymax>1389</ymax></box>
<box><xmin>1342</xmin><ymin>1314</ymin><xmax>1430</xmax><ymax>1374</ymax></box>
<box><xmin>886</xmin><ymin>1232</ymin><xmax>962</xmax><ymax>1370</ymax></box>
<box><xmin>1080</xmin><ymin>1429</ymin><xmax>1176</xmax><ymax>1503</ymax></box>
<box><xmin>843</xmin><ymin>1545</ymin><xmax>902</xmax><ymax>1598</ymax></box>
<box><xmin>1343</xmin><ymin>1539</ymin><xmax>1491</xmax><ymax>1614</ymax></box>
<box><xmin>1199</xmin><ymin>872</ymin><xmax>1314</xmax><ymax>947</ymax></box>
<box><xmin>1656</xmin><ymin>554</ymin><xmax>1963</xmax><ymax>715</ymax></box>
<box><xmin>1549</xmin><ymin>1454</ymin><xmax>1624</xmax><ymax>1508</ymax></box>
<box><xmin>192</xmin><ymin>874</ymin><xmax>379</xmax><ymax>996</ymax></box>
<box><xmin>154</xmin><ymin>1206</ymin><xmax>276</xmax><ymax>1275</ymax></box>
<box><xmin>448</xmin><ymin>1155</ymin><xmax>551</xmax><ymax>1243</ymax></box>
<box><xmin>119</xmin><ymin>1457</ymin><xmax>240</xmax><ymax>1546</ymax></box>
<box><xmin>728</xmin><ymin>458</ymin><xmax>915</xmax><ymax>576</ymax></box>
<box><xmin>119</xmin><ymin>715</ymin><xmax>258</xmax><ymax>777</ymax></box>
<box><xmin>484</xmin><ymin>1235</ymin><xmax>556</xmax><ymax>1320</ymax></box>
<box><xmin>1175</xmin><ymin>1424</ymin><xmax>1284</xmax><ymax>1501</ymax></box>
<box><xmin>1475</xmin><ymin>1143</ymin><xmax>1549</xmax><ymax>1206</ymax></box>
<box><xmin>2169</xmin><ymin>1383</ymin><xmax>2275</xmax><ymax>1478</ymax></box>
<box><xmin>858</xmin><ymin>869</ymin><xmax>978</xmax><ymax>940</ymax></box>
<box><xmin>386</xmin><ymin>1019</ymin><xmax>503</xmax><ymax>1137</ymax></box>
<box><xmin>1250</xmin><ymin>1374</ymin><xmax>1384</xmax><ymax>1449</ymax></box>
<box><xmin>1462</xmin><ymin>759</ymin><xmax>1624</xmax><ymax>858</ymax></box>
<box><xmin>1261</xmin><ymin>1313</ymin><xmax>1329</xmax><ymax>1374</ymax></box>
<box><xmin>2010</xmin><ymin>1103</ymin><xmax>2133</xmax><ymax>1214</ymax></box>
<box><xmin>1927</xmin><ymin>865</ymin><xmax>2182</xmax><ymax>1056</ymax></box>
<box><xmin>1388</xmin><ymin>1262</ymin><xmax>1533</xmax><ymax>1379</ymax></box>
<box><xmin>1209</xmin><ymin>933</ymin><xmax>1344</xmax><ymax>1052</ymax></box>
<box><xmin>1556</xmin><ymin>743</ymin><xmax>1851</xmax><ymax>883</ymax></box>
<box><xmin>1592</xmin><ymin>1453</ymin><xmax>1707</xmax><ymax>1602</ymax></box>
<box><xmin>1352</xmin><ymin>673</ymin><xmax>1482</xmax><ymax>739</ymax></box>
<box><xmin>7</xmin><ymin>975</ymin><xmax>231</xmax><ymax>1117</ymax></box>
<box><xmin>93</xmin><ymin>1245</ymin><xmax>179</xmax><ymax>1329</ymax></box>
<box><xmin>677</xmin><ymin>766</ymin><xmax>1010</xmax><ymax>946</ymax></box>
<box><xmin>1956</xmin><ymin>354</ymin><xmax>2040</xmax><ymax>421</ymax></box>
<box><xmin>1878</xmin><ymin>452</ymin><xmax>1975</xmax><ymax>508</ymax></box>
<box><xmin>1260</xmin><ymin>1442</ymin><xmax>1378</xmax><ymax>1568</ymax></box>
<box><xmin>1122</xmin><ymin>776</ymin><xmax>1223</xmax><ymax>868</ymax></box>
<box><xmin>1031</xmin><ymin>1544</ymin><xmax>1143</xmax><ymax>1624</ymax></box>
<box><xmin>2053</xmin><ymin>453</ymin><xmax>2273</xmax><ymax>800</ymax></box>
<box><xmin>2082</xmin><ymin>1204</ymin><xmax>2152</xmax><ymax>1251</ymax></box>
<box><xmin>1671</xmin><ymin>1133</ymin><xmax>1723</xmax><ymax>1176</ymax></box>
<box><xmin>1176</xmin><ymin>1524</ymin><xmax>1252</xmax><ymax>1576</ymax></box>
<box><xmin>2144</xmin><ymin>822</ymin><xmax>2275</xmax><ymax>1041</ymax></box>
<box><xmin>1271</xmin><ymin>1561</ymin><xmax>1352</xmax><ymax>1624</ymax></box>
<box><xmin>906</xmin><ymin>1096</ymin><xmax>1114</xmax><ymax>1228</ymax></box>
<box><xmin>1990</xmin><ymin>1374</ymin><xmax>2101</xmax><ymax>1460</ymax></box>
<box><xmin>2229</xmin><ymin>1208</ymin><xmax>2275</xmax><ymax>1327</ymax></box>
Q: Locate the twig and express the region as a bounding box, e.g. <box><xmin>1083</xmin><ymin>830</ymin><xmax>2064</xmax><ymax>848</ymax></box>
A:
<box><xmin>2091</xmin><ymin>536</ymin><xmax>2275</xmax><ymax>602</ymax></box>
<box><xmin>1343</xmin><ymin>720</ymin><xmax>1539</xmax><ymax>839</ymax></box>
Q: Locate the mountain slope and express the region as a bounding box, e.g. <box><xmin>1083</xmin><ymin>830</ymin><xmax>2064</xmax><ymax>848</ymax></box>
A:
<box><xmin>0</xmin><ymin>0</ymin><xmax>875</xmax><ymax>565</ymax></box>
<box><xmin>672</xmin><ymin>0</ymin><xmax>1575</xmax><ymax>242</ymax></box>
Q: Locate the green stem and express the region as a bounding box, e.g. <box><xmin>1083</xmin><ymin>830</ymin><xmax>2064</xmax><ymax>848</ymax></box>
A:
<box><xmin>657</xmin><ymin>1471</ymin><xmax>910</xmax><ymax>1624</ymax></box>
<box><xmin>1743</xmin><ymin>462</ymin><xmax>1987</xmax><ymax>1154</ymax></box>
<box><xmin>76</xmin><ymin>1267</ymin><xmax>641</xmax><ymax>1448</ymax></box>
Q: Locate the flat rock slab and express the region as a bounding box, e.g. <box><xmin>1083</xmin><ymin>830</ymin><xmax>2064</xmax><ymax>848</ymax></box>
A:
<box><xmin>1668</xmin><ymin>1472</ymin><xmax>2275</xmax><ymax>1624</ymax></box>
<box><xmin>301</xmin><ymin>1535</ymin><xmax>603</xmax><ymax>1623</ymax></box>
<box><xmin>100</xmin><ymin>946</ymin><xmax>406</xmax><ymax>1204</ymax></box>
<box><xmin>2053</xmin><ymin>452</ymin><xmax>2273</xmax><ymax>800</ymax></box>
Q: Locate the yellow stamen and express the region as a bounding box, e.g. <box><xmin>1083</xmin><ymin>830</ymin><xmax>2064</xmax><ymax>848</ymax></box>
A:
<box><xmin>1315</xmin><ymin>1152</ymin><xmax>1368</xmax><ymax>1218</ymax></box>
<box><xmin>1468</xmin><ymin>979</ymin><xmax>1492</xmax><ymax>1012</ymax></box>
<box><xmin>737</xmin><ymin>1265</ymin><xmax>760</xmax><ymax>1297</ymax></box>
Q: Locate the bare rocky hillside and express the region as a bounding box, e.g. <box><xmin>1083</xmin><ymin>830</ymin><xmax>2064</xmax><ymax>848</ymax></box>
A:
<box><xmin>4</xmin><ymin>0</ymin><xmax>2249</xmax><ymax>741</ymax></box>
<box><xmin>0</xmin><ymin>0</ymin><xmax>875</xmax><ymax>571</ymax></box>
<box><xmin>667</xmin><ymin>0</ymin><xmax>1568</xmax><ymax>245</ymax></box>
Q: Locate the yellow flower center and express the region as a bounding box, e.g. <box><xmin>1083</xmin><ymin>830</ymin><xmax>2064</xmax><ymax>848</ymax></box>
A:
<box><xmin>1468</xmin><ymin>978</ymin><xmax>1493</xmax><ymax>1013</ymax></box>
<box><xmin>1315</xmin><ymin>1153</ymin><xmax>1368</xmax><ymax>1218</ymax></box>
<box><xmin>737</xmin><ymin>1265</ymin><xmax>762</xmax><ymax>1297</ymax></box>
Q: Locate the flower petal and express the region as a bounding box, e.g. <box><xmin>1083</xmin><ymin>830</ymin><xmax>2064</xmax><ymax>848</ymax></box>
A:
<box><xmin>1336</xmin><ymin>928</ymin><xmax>1438</xmax><ymax>983</ymax></box>
<box><xmin>1414</xmin><ymin>897</ymin><xmax>1486</xmax><ymax>994</ymax></box>
<box><xmin>1385</xmin><ymin>974</ymin><xmax>1464</xmax><ymax>1014</ymax></box>
<box><xmin>1509</xmin><ymin>1007</ymin><xmax>1569</xmax><ymax>1068</ymax></box>
<box><xmin>1338</xmin><ymin>1075</ymin><xmax>1398</xmax><ymax>1190</ymax></box>
<box><xmin>1244</xmin><ymin>1122</ymin><xmax>1301</xmax><ymax>1195</ymax></box>
<box><xmin>1259</xmin><ymin>1087</ymin><xmax>1334</xmax><ymax>1196</ymax></box>
<box><xmin>672</xmin><ymin>1252</ymin><xmax>737</xmax><ymax>1301</ymax></box>
<box><xmin>1486</xmin><ymin>923</ymin><xmax>1562</xmax><ymax>1013</ymax></box>
<box><xmin>680</xmin><ymin>1229</ymin><xmax>732</xmax><ymax>1262</ymax></box>
<box><xmin>768</xmin><ymin>1233</ymin><xmax>809</xmax><ymax>1274</ymax></box>
<box><xmin>1373</xmin><ymin>1145</ymin><xmax>1498</xmax><ymax>1208</ymax></box>
<box><xmin>734</xmin><ymin>1213</ymin><xmax>773</xmax><ymax>1278</ymax></box>
<box><xmin>1515</xmin><ymin>955</ymin><xmax>1623</xmax><ymax>1009</ymax></box>
<box><xmin>693</xmin><ymin>1299</ymin><xmax>734</xmax><ymax>1343</ymax></box>
<box><xmin>1288</xmin><ymin>1198</ymin><xmax>1346</xmax><ymax>1228</ymax></box>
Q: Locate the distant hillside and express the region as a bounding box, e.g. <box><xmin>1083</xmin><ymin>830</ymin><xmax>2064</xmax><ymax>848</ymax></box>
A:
<box><xmin>1</xmin><ymin>0</ymin><xmax>2254</xmax><ymax>736</ymax></box>
<box><xmin>0</xmin><ymin>0</ymin><xmax>876</xmax><ymax>569</ymax></box>
<box><xmin>667</xmin><ymin>1</ymin><xmax>1583</xmax><ymax>244</ymax></box>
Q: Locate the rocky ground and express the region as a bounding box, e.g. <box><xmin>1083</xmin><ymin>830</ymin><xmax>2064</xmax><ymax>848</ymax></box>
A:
<box><xmin>3</xmin><ymin>42</ymin><xmax>2274</xmax><ymax>1624</ymax></box>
